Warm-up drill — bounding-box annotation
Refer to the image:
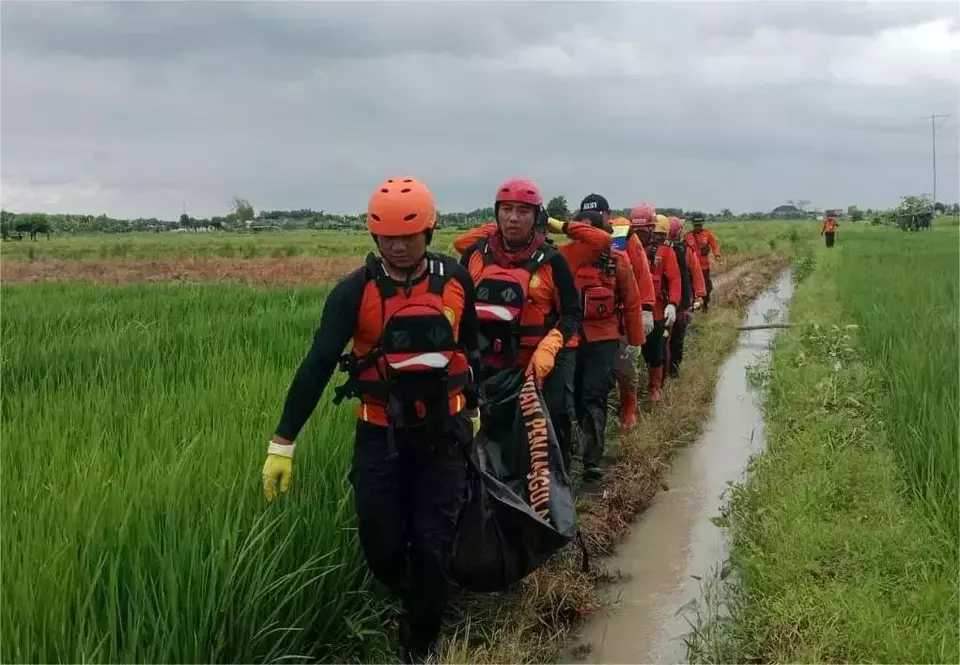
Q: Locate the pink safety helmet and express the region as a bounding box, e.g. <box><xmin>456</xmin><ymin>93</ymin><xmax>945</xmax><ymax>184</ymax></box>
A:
<box><xmin>495</xmin><ymin>178</ymin><xmax>542</xmax><ymax>207</ymax></box>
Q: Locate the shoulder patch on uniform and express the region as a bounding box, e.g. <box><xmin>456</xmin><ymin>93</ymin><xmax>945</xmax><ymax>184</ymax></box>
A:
<box><xmin>529</xmin><ymin>273</ymin><xmax>541</xmax><ymax>289</ymax></box>
<box><xmin>444</xmin><ymin>306</ymin><xmax>456</xmax><ymax>325</ymax></box>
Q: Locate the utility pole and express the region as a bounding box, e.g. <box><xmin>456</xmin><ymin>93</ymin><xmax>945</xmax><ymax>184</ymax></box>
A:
<box><xmin>931</xmin><ymin>113</ymin><xmax>950</xmax><ymax>210</ymax></box>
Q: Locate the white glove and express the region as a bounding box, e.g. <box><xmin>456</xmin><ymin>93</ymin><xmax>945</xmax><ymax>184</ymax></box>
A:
<box><xmin>620</xmin><ymin>344</ymin><xmax>641</xmax><ymax>360</ymax></box>
<box><xmin>693</xmin><ymin>298</ymin><xmax>703</xmax><ymax>311</ymax></box>
<box><xmin>664</xmin><ymin>304</ymin><xmax>677</xmax><ymax>327</ymax></box>
<box><xmin>642</xmin><ymin>310</ymin><xmax>655</xmax><ymax>336</ymax></box>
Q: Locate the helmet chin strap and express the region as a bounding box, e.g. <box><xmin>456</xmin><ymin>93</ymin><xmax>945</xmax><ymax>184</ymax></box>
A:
<box><xmin>373</xmin><ymin>232</ymin><xmax>429</xmax><ymax>292</ymax></box>
<box><xmin>504</xmin><ymin>231</ymin><xmax>534</xmax><ymax>250</ymax></box>
<box><xmin>381</xmin><ymin>254</ymin><xmax>427</xmax><ymax>295</ymax></box>
<box><xmin>496</xmin><ymin>219</ymin><xmax>536</xmax><ymax>249</ymax></box>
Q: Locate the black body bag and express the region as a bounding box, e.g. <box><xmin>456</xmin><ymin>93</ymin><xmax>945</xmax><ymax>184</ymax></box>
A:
<box><xmin>450</xmin><ymin>367</ymin><xmax>578</xmax><ymax>592</ymax></box>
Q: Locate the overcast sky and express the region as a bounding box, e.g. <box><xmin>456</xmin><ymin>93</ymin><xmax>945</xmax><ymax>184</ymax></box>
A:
<box><xmin>2</xmin><ymin>0</ymin><xmax>958</xmax><ymax>219</ymax></box>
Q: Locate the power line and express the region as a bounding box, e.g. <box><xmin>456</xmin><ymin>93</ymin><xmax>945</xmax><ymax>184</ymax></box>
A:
<box><xmin>931</xmin><ymin>113</ymin><xmax>950</xmax><ymax>206</ymax></box>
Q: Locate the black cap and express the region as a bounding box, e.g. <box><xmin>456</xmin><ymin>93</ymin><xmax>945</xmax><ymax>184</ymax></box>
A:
<box><xmin>579</xmin><ymin>193</ymin><xmax>610</xmax><ymax>214</ymax></box>
<box><xmin>572</xmin><ymin>209</ymin><xmax>605</xmax><ymax>229</ymax></box>
<box><xmin>689</xmin><ymin>211</ymin><xmax>705</xmax><ymax>223</ymax></box>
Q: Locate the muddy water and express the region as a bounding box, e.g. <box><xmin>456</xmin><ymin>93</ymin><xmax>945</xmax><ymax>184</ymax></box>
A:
<box><xmin>571</xmin><ymin>269</ymin><xmax>795</xmax><ymax>665</ymax></box>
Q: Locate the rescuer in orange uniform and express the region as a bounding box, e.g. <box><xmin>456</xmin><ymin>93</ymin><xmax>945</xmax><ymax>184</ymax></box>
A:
<box><xmin>611</xmin><ymin>206</ymin><xmax>657</xmax><ymax>425</ymax></box>
<box><xmin>569</xmin><ymin>209</ymin><xmax>644</xmax><ymax>480</ymax></box>
<box><xmin>456</xmin><ymin>178</ymin><xmax>593</xmax><ymax>469</ymax></box>
<box><xmin>821</xmin><ymin>214</ymin><xmax>839</xmax><ymax>248</ymax></box>
<box><xmin>684</xmin><ymin>212</ymin><xmax>721</xmax><ymax>312</ymax></box>
<box><xmin>262</xmin><ymin>177</ymin><xmax>480</xmax><ymax>663</ymax></box>
<box><xmin>666</xmin><ymin>216</ymin><xmax>706</xmax><ymax>378</ymax></box>
<box><xmin>633</xmin><ymin>212</ymin><xmax>682</xmax><ymax>403</ymax></box>
<box><xmin>581</xmin><ymin>196</ymin><xmax>656</xmax><ymax>429</ymax></box>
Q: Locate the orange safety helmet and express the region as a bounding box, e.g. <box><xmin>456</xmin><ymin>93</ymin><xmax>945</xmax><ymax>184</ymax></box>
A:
<box><xmin>630</xmin><ymin>203</ymin><xmax>657</xmax><ymax>228</ymax></box>
<box><xmin>366</xmin><ymin>177</ymin><xmax>437</xmax><ymax>237</ymax></box>
<box><xmin>667</xmin><ymin>216</ymin><xmax>683</xmax><ymax>240</ymax></box>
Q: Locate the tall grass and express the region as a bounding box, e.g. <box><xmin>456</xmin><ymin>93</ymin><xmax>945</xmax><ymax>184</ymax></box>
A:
<box><xmin>710</xmin><ymin>221</ymin><xmax>810</xmax><ymax>256</ymax></box>
<box><xmin>836</xmin><ymin>228</ymin><xmax>959</xmax><ymax>542</ymax></box>
<box><xmin>1</xmin><ymin>284</ymin><xmax>392</xmax><ymax>663</ymax></box>
<box><xmin>696</xmin><ymin>245</ymin><xmax>959</xmax><ymax>663</ymax></box>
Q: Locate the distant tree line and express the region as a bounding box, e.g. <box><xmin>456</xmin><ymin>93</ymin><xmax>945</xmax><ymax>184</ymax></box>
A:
<box><xmin>2</xmin><ymin>194</ymin><xmax>957</xmax><ymax>240</ymax></box>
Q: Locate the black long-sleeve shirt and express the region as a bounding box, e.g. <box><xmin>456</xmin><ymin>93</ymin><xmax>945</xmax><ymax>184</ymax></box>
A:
<box><xmin>274</xmin><ymin>253</ymin><xmax>480</xmax><ymax>441</ymax></box>
<box><xmin>545</xmin><ymin>251</ymin><xmax>582</xmax><ymax>344</ymax></box>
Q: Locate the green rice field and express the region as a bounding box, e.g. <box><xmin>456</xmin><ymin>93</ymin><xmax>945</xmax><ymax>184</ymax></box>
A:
<box><xmin>1</xmin><ymin>283</ymin><xmax>392</xmax><ymax>663</ymax></box>
<box><xmin>7</xmin><ymin>220</ymin><xmax>955</xmax><ymax>663</ymax></box>
<box><xmin>838</xmin><ymin>228</ymin><xmax>959</xmax><ymax>538</ymax></box>
<box><xmin>704</xmin><ymin>223</ymin><xmax>960</xmax><ymax>663</ymax></box>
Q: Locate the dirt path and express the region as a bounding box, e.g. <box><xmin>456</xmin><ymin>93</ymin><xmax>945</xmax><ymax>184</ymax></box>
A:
<box><xmin>711</xmin><ymin>259</ymin><xmax>759</xmax><ymax>290</ymax></box>
<box><xmin>1</xmin><ymin>251</ymin><xmax>769</xmax><ymax>288</ymax></box>
<box><xmin>569</xmin><ymin>268</ymin><xmax>795</xmax><ymax>664</ymax></box>
<box><xmin>0</xmin><ymin>256</ymin><xmax>361</xmax><ymax>286</ymax></box>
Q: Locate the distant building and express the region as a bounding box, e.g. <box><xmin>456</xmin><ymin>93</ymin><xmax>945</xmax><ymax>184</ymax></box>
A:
<box><xmin>771</xmin><ymin>204</ymin><xmax>818</xmax><ymax>219</ymax></box>
<box><xmin>771</xmin><ymin>204</ymin><xmax>803</xmax><ymax>218</ymax></box>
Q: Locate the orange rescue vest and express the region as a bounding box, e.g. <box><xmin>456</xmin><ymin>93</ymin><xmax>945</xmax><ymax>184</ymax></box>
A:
<box><xmin>473</xmin><ymin>239</ymin><xmax>558</xmax><ymax>366</ymax></box>
<box><xmin>333</xmin><ymin>254</ymin><xmax>469</xmax><ymax>428</ymax></box>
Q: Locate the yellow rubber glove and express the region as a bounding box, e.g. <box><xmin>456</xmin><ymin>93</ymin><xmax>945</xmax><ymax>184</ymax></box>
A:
<box><xmin>546</xmin><ymin>217</ymin><xmax>566</xmax><ymax>235</ymax></box>
<box><xmin>526</xmin><ymin>329</ymin><xmax>564</xmax><ymax>386</ymax></box>
<box><xmin>262</xmin><ymin>441</ymin><xmax>295</xmax><ymax>502</ymax></box>
<box><xmin>465</xmin><ymin>409</ymin><xmax>481</xmax><ymax>437</ymax></box>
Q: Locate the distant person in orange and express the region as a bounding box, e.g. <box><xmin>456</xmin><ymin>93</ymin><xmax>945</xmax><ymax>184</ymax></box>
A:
<box><xmin>610</xmin><ymin>208</ymin><xmax>656</xmax><ymax>428</ymax></box>
<box><xmin>569</xmin><ymin>209</ymin><xmax>644</xmax><ymax>480</ymax></box>
<box><xmin>821</xmin><ymin>214</ymin><xmax>839</xmax><ymax>248</ymax></box>
<box><xmin>684</xmin><ymin>212</ymin><xmax>721</xmax><ymax>312</ymax></box>
<box><xmin>666</xmin><ymin>216</ymin><xmax>705</xmax><ymax>378</ymax></box>
<box><xmin>631</xmin><ymin>212</ymin><xmax>681</xmax><ymax>404</ymax></box>
<box><xmin>453</xmin><ymin>178</ymin><xmax>611</xmax><ymax>468</ymax></box>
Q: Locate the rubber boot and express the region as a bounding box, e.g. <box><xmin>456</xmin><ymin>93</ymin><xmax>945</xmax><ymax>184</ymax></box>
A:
<box><xmin>648</xmin><ymin>366</ymin><xmax>664</xmax><ymax>404</ymax></box>
<box><xmin>619</xmin><ymin>384</ymin><xmax>638</xmax><ymax>430</ymax></box>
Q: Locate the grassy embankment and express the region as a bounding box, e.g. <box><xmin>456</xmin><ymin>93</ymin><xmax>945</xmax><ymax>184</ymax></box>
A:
<box><xmin>693</xmin><ymin>225</ymin><xmax>959</xmax><ymax>663</ymax></box>
<box><xmin>2</xmin><ymin>223</ymin><xmax>804</xmax><ymax>663</ymax></box>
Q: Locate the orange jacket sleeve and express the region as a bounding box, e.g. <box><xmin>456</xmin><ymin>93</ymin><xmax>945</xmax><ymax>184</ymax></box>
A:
<box><xmin>452</xmin><ymin>222</ymin><xmax>497</xmax><ymax>254</ymax></box>
<box><xmin>663</xmin><ymin>247</ymin><xmax>682</xmax><ymax>307</ymax></box>
<box><xmin>616</xmin><ymin>254</ymin><xmax>645</xmax><ymax>346</ymax></box>
<box><xmin>627</xmin><ymin>234</ymin><xmax>656</xmax><ymax>310</ymax></box>
<box><xmin>560</xmin><ymin>222</ymin><xmax>612</xmax><ymax>272</ymax></box>
<box><xmin>708</xmin><ymin>231</ymin><xmax>721</xmax><ymax>258</ymax></box>
<box><xmin>686</xmin><ymin>245</ymin><xmax>707</xmax><ymax>298</ymax></box>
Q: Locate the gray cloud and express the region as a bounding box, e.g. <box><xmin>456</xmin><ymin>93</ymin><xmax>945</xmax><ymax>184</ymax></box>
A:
<box><xmin>2</xmin><ymin>0</ymin><xmax>957</xmax><ymax>218</ymax></box>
